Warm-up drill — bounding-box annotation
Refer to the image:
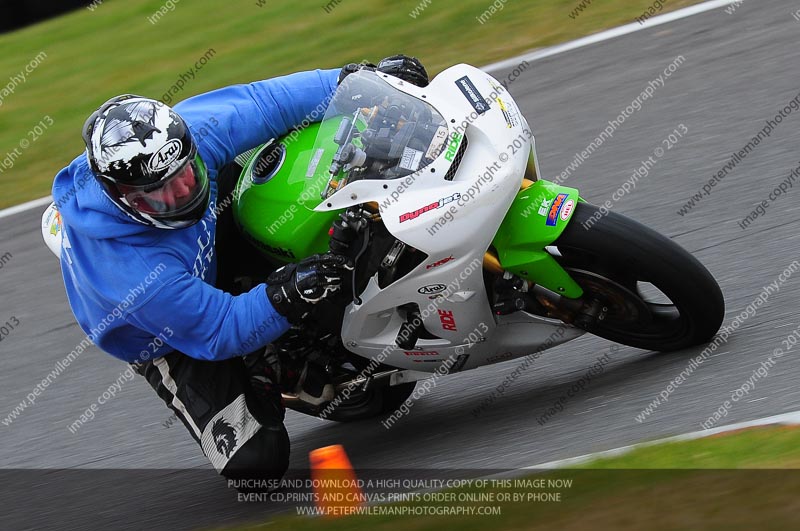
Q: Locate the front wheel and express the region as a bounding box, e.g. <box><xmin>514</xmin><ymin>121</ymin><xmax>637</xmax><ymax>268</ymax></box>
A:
<box><xmin>552</xmin><ymin>202</ymin><xmax>724</xmax><ymax>351</ymax></box>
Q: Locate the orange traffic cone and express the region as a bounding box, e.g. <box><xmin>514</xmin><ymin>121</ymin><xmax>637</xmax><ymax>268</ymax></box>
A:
<box><xmin>309</xmin><ymin>444</ymin><xmax>365</xmax><ymax>518</ymax></box>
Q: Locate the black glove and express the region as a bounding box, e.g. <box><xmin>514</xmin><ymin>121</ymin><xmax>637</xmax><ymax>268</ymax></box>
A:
<box><xmin>266</xmin><ymin>254</ymin><xmax>352</xmax><ymax>324</ymax></box>
<box><xmin>376</xmin><ymin>55</ymin><xmax>429</xmax><ymax>87</ymax></box>
<box><xmin>338</xmin><ymin>61</ymin><xmax>376</xmax><ymax>85</ymax></box>
<box><xmin>338</xmin><ymin>55</ymin><xmax>429</xmax><ymax>87</ymax></box>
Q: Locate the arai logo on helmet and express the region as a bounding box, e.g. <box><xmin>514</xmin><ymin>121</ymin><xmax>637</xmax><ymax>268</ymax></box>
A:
<box><xmin>418</xmin><ymin>284</ymin><xmax>447</xmax><ymax>295</ymax></box>
<box><xmin>149</xmin><ymin>139</ymin><xmax>183</xmax><ymax>172</ymax></box>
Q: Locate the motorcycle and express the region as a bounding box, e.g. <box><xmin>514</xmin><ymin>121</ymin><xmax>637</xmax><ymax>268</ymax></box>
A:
<box><xmin>231</xmin><ymin>65</ymin><xmax>725</xmax><ymax>422</ymax></box>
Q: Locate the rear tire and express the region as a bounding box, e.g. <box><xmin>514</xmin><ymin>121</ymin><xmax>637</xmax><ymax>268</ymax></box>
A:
<box><xmin>553</xmin><ymin>202</ymin><xmax>724</xmax><ymax>351</ymax></box>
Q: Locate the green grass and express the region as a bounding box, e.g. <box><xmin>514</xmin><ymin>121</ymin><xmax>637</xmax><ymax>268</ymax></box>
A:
<box><xmin>0</xmin><ymin>0</ymin><xmax>702</xmax><ymax>208</ymax></box>
<box><xmin>582</xmin><ymin>426</ymin><xmax>800</xmax><ymax>469</ymax></box>
<box><xmin>221</xmin><ymin>426</ymin><xmax>800</xmax><ymax>531</ymax></box>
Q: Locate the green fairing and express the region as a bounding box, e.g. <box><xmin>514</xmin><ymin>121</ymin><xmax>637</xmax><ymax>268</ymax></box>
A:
<box><xmin>491</xmin><ymin>180</ymin><xmax>585</xmax><ymax>299</ymax></box>
<box><xmin>233</xmin><ymin>122</ymin><xmax>342</xmax><ymax>264</ymax></box>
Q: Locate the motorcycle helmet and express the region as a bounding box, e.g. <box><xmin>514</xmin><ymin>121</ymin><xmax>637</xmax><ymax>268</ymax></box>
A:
<box><xmin>82</xmin><ymin>94</ymin><xmax>210</xmax><ymax>229</ymax></box>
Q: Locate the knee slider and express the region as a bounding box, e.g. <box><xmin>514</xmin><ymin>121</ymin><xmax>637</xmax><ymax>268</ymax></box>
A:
<box><xmin>221</xmin><ymin>423</ymin><xmax>290</xmax><ymax>486</ymax></box>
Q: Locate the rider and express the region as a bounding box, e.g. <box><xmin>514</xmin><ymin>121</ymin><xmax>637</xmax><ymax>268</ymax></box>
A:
<box><xmin>50</xmin><ymin>56</ymin><xmax>428</xmax><ymax>486</ymax></box>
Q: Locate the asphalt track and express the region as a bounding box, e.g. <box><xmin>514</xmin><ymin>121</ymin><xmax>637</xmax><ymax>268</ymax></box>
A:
<box><xmin>3</xmin><ymin>1</ymin><xmax>800</xmax><ymax>529</ymax></box>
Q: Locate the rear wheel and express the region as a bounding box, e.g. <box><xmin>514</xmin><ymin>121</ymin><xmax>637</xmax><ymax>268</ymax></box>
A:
<box><xmin>552</xmin><ymin>202</ymin><xmax>724</xmax><ymax>351</ymax></box>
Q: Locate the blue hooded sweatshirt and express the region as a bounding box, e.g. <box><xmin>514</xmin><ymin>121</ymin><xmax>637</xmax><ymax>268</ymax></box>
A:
<box><xmin>52</xmin><ymin>68</ymin><xmax>340</xmax><ymax>363</ymax></box>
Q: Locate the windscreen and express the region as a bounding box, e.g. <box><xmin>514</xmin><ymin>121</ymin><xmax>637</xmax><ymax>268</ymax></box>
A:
<box><xmin>310</xmin><ymin>70</ymin><xmax>449</xmax><ymax>199</ymax></box>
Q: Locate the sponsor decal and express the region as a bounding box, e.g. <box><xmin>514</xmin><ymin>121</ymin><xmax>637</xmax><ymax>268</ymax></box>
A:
<box><xmin>418</xmin><ymin>284</ymin><xmax>447</xmax><ymax>295</ymax></box>
<box><xmin>399</xmin><ymin>147</ymin><xmax>424</xmax><ymax>171</ymax></box>
<box><xmin>496</xmin><ymin>97</ymin><xmax>521</xmax><ymax>129</ymax></box>
<box><xmin>149</xmin><ymin>139</ymin><xmax>182</xmax><ymax>171</ymax></box>
<box><xmin>537</xmin><ymin>198</ymin><xmax>551</xmax><ymax>217</ymax></box>
<box><xmin>399</xmin><ymin>194</ymin><xmax>460</xmax><ymax>223</ymax></box>
<box><xmin>211</xmin><ymin>418</ymin><xmax>237</xmax><ymax>458</ymax></box>
<box><xmin>426</xmin><ymin>126</ymin><xmax>449</xmax><ymax>159</ymax></box>
<box><xmin>438</xmin><ymin>309</ymin><xmax>458</xmax><ymax>331</ymax></box>
<box><xmin>546</xmin><ymin>193</ymin><xmax>569</xmax><ymax>227</ymax></box>
<box><xmin>560</xmin><ymin>199</ymin><xmax>575</xmax><ymax>221</ymax></box>
<box><xmin>404</xmin><ymin>350</ymin><xmax>440</xmax><ymax>356</ymax></box>
<box><xmin>248</xmin><ymin>237</ymin><xmax>296</xmax><ymax>259</ymax></box>
<box><xmin>426</xmin><ymin>255</ymin><xmax>455</xmax><ymax>270</ymax></box>
<box><xmin>455</xmin><ymin>76</ymin><xmax>490</xmax><ymax>115</ymax></box>
<box><xmin>444</xmin><ymin>132</ymin><xmax>464</xmax><ymax>162</ymax></box>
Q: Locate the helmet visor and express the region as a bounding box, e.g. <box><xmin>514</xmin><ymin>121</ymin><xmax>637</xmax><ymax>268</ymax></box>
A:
<box><xmin>116</xmin><ymin>154</ymin><xmax>209</xmax><ymax>219</ymax></box>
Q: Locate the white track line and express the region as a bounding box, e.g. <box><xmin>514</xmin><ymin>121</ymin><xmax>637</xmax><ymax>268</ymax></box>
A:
<box><xmin>483</xmin><ymin>0</ymin><xmax>739</xmax><ymax>72</ymax></box>
<box><xmin>0</xmin><ymin>0</ymin><xmax>739</xmax><ymax>219</ymax></box>
<box><xmin>526</xmin><ymin>410</ymin><xmax>800</xmax><ymax>469</ymax></box>
<box><xmin>0</xmin><ymin>195</ymin><xmax>53</xmax><ymax>220</ymax></box>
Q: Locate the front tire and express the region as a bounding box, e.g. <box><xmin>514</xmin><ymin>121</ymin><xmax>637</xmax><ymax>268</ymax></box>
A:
<box><xmin>552</xmin><ymin>202</ymin><xmax>724</xmax><ymax>351</ymax></box>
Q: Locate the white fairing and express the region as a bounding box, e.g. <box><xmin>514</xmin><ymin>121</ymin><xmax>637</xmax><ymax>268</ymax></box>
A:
<box><xmin>41</xmin><ymin>202</ymin><xmax>63</xmax><ymax>259</ymax></box>
<box><xmin>316</xmin><ymin>65</ymin><xmax>584</xmax><ymax>374</ymax></box>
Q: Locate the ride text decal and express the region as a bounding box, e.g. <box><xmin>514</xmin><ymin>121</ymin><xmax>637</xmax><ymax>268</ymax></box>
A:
<box><xmin>444</xmin><ymin>132</ymin><xmax>463</xmax><ymax>162</ymax></box>
<box><xmin>438</xmin><ymin>309</ymin><xmax>458</xmax><ymax>331</ymax></box>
